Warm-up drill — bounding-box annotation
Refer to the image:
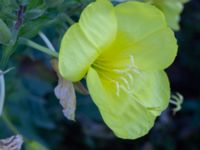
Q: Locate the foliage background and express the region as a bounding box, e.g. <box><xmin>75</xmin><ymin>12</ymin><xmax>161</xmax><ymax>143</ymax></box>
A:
<box><xmin>0</xmin><ymin>0</ymin><xmax>200</xmax><ymax>149</ymax></box>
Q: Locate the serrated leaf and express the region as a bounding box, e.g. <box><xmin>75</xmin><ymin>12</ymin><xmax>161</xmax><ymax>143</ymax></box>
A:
<box><xmin>52</xmin><ymin>60</ymin><xmax>76</xmax><ymax>121</ymax></box>
<box><xmin>0</xmin><ymin>135</ymin><xmax>23</xmax><ymax>150</ymax></box>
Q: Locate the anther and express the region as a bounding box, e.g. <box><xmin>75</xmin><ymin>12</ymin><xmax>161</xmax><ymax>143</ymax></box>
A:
<box><xmin>120</xmin><ymin>85</ymin><xmax>132</xmax><ymax>94</ymax></box>
<box><xmin>130</xmin><ymin>55</ymin><xmax>135</xmax><ymax>65</ymax></box>
<box><xmin>120</xmin><ymin>77</ymin><xmax>130</xmax><ymax>90</ymax></box>
<box><xmin>116</xmin><ymin>81</ymin><xmax>120</xmax><ymax>96</ymax></box>
<box><xmin>126</xmin><ymin>72</ymin><xmax>134</xmax><ymax>83</ymax></box>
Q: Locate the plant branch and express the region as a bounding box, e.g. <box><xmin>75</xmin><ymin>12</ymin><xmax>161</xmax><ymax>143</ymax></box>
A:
<box><xmin>2</xmin><ymin>113</ymin><xmax>19</xmax><ymax>134</ymax></box>
<box><xmin>39</xmin><ymin>32</ymin><xmax>56</xmax><ymax>51</ymax></box>
<box><xmin>0</xmin><ymin>71</ymin><xmax>5</xmax><ymax>116</ymax></box>
<box><xmin>19</xmin><ymin>38</ymin><xmax>58</xmax><ymax>58</ymax></box>
<box><xmin>63</xmin><ymin>14</ymin><xmax>75</xmax><ymax>25</ymax></box>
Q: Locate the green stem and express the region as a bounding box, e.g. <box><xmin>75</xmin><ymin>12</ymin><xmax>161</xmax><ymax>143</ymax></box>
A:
<box><xmin>0</xmin><ymin>71</ymin><xmax>5</xmax><ymax>116</ymax></box>
<box><xmin>19</xmin><ymin>38</ymin><xmax>58</xmax><ymax>58</ymax></box>
<box><xmin>1</xmin><ymin>113</ymin><xmax>30</xmax><ymax>142</ymax></box>
<box><xmin>2</xmin><ymin>113</ymin><xmax>19</xmax><ymax>134</ymax></box>
<box><xmin>39</xmin><ymin>32</ymin><xmax>56</xmax><ymax>51</ymax></box>
<box><xmin>63</xmin><ymin>14</ymin><xmax>75</xmax><ymax>25</ymax></box>
<box><xmin>0</xmin><ymin>46</ymin><xmax>13</xmax><ymax>69</ymax></box>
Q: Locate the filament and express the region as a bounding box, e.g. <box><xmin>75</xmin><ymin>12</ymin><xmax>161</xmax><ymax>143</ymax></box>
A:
<box><xmin>94</xmin><ymin>55</ymin><xmax>140</xmax><ymax>96</ymax></box>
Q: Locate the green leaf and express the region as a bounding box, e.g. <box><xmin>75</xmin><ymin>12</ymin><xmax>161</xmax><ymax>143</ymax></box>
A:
<box><xmin>44</xmin><ymin>0</ymin><xmax>64</xmax><ymax>8</ymax></box>
<box><xmin>27</xmin><ymin>0</ymin><xmax>44</xmax><ymax>10</ymax></box>
<box><xmin>25</xmin><ymin>7</ymin><xmax>46</xmax><ymax>20</ymax></box>
<box><xmin>19</xmin><ymin>17</ymin><xmax>50</xmax><ymax>38</ymax></box>
<box><xmin>0</xmin><ymin>19</ymin><xmax>11</xmax><ymax>45</ymax></box>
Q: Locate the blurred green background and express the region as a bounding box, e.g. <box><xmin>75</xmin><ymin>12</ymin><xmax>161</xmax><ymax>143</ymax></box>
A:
<box><xmin>0</xmin><ymin>0</ymin><xmax>200</xmax><ymax>149</ymax></box>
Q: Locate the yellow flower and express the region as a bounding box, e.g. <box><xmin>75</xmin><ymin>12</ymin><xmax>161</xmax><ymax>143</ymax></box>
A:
<box><xmin>59</xmin><ymin>0</ymin><xmax>177</xmax><ymax>139</ymax></box>
<box><xmin>145</xmin><ymin>0</ymin><xmax>189</xmax><ymax>30</ymax></box>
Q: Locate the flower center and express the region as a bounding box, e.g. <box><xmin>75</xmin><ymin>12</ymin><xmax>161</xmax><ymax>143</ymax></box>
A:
<box><xmin>92</xmin><ymin>55</ymin><xmax>140</xmax><ymax>96</ymax></box>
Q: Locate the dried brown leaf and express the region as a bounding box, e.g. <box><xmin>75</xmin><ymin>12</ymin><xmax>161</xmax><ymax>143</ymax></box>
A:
<box><xmin>74</xmin><ymin>81</ymin><xmax>89</xmax><ymax>95</ymax></box>
<box><xmin>52</xmin><ymin>60</ymin><xmax>76</xmax><ymax>121</ymax></box>
<box><xmin>0</xmin><ymin>135</ymin><xmax>23</xmax><ymax>150</ymax></box>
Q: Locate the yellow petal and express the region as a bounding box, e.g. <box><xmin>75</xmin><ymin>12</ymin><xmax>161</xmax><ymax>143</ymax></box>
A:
<box><xmin>59</xmin><ymin>0</ymin><xmax>117</xmax><ymax>81</ymax></box>
<box><xmin>59</xmin><ymin>24</ymin><xmax>97</xmax><ymax>81</ymax></box>
<box><xmin>131</xmin><ymin>70</ymin><xmax>170</xmax><ymax>116</ymax></box>
<box><xmin>115</xmin><ymin>1</ymin><xmax>167</xmax><ymax>42</ymax></box>
<box><xmin>79</xmin><ymin>0</ymin><xmax>117</xmax><ymax>49</ymax></box>
<box><xmin>133</xmin><ymin>27</ymin><xmax>178</xmax><ymax>70</ymax></box>
<box><xmin>103</xmin><ymin>2</ymin><xmax>178</xmax><ymax>71</ymax></box>
<box><xmin>86</xmin><ymin>67</ymin><xmax>169</xmax><ymax>139</ymax></box>
<box><xmin>147</xmin><ymin>0</ymin><xmax>188</xmax><ymax>30</ymax></box>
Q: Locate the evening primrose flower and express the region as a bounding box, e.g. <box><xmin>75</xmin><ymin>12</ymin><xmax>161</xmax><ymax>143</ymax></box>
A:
<box><xmin>59</xmin><ymin>0</ymin><xmax>177</xmax><ymax>139</ymax></box>
<box><xmin>144</xmin><ymin>0</ymin><xmax>189</xmax><ymax>30</ymax></box>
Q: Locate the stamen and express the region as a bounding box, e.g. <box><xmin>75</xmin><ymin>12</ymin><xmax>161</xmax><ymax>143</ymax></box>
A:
<box><xmin>120</xmin><ymin>77</ymin><xmax>130</xmax><ymax>90</ymax></box>
<box><xmin>93</xmin><ymin>63</ymin><xmax>113</xmax><ymax>73</ymax></box>
<box><xmin>120</xmin><ymin>85</ymin><xmax>132</xmax><ymax>94</ymax></box>
<box><xmin>126</xmin><ymin>72</ymin><xmax>134</xmax><ymax>83</ymax></box>
<box><xmin>130</xmin><ymin>67</ymin><xmax>141</xmax><ymax>74</ymax></box>
<box><xmin>129</xmin><ymin>55</ymin><xmax>141</xmax><ymax>74</ymax></box>
<box><xmin>113</xmin><ymin>68</ymin><xmax>129</xmax><ymax>74</ymax></box>
<box><xmin>110</xmin><ymin>55</ymin><xmax>141</xmax><ymax>96</ymax></box>
<box><xmin>130</xmin><ymin>55</ymin><xmax>135</xmax><ymax>65</ymax></box>
<box><xmin>95</xmin><ymin>55</ymin><xmax>141</xmax><ymax>97</ymax></box>
<box><xmin>116</xmin><ymin>81</ymin><xmax>120</xmax><ymax>96</ymax></box>
<box><xmin>170</xmin><ymin>92</ymin><xmax>184</xmax><ymax>115</ymax></box>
